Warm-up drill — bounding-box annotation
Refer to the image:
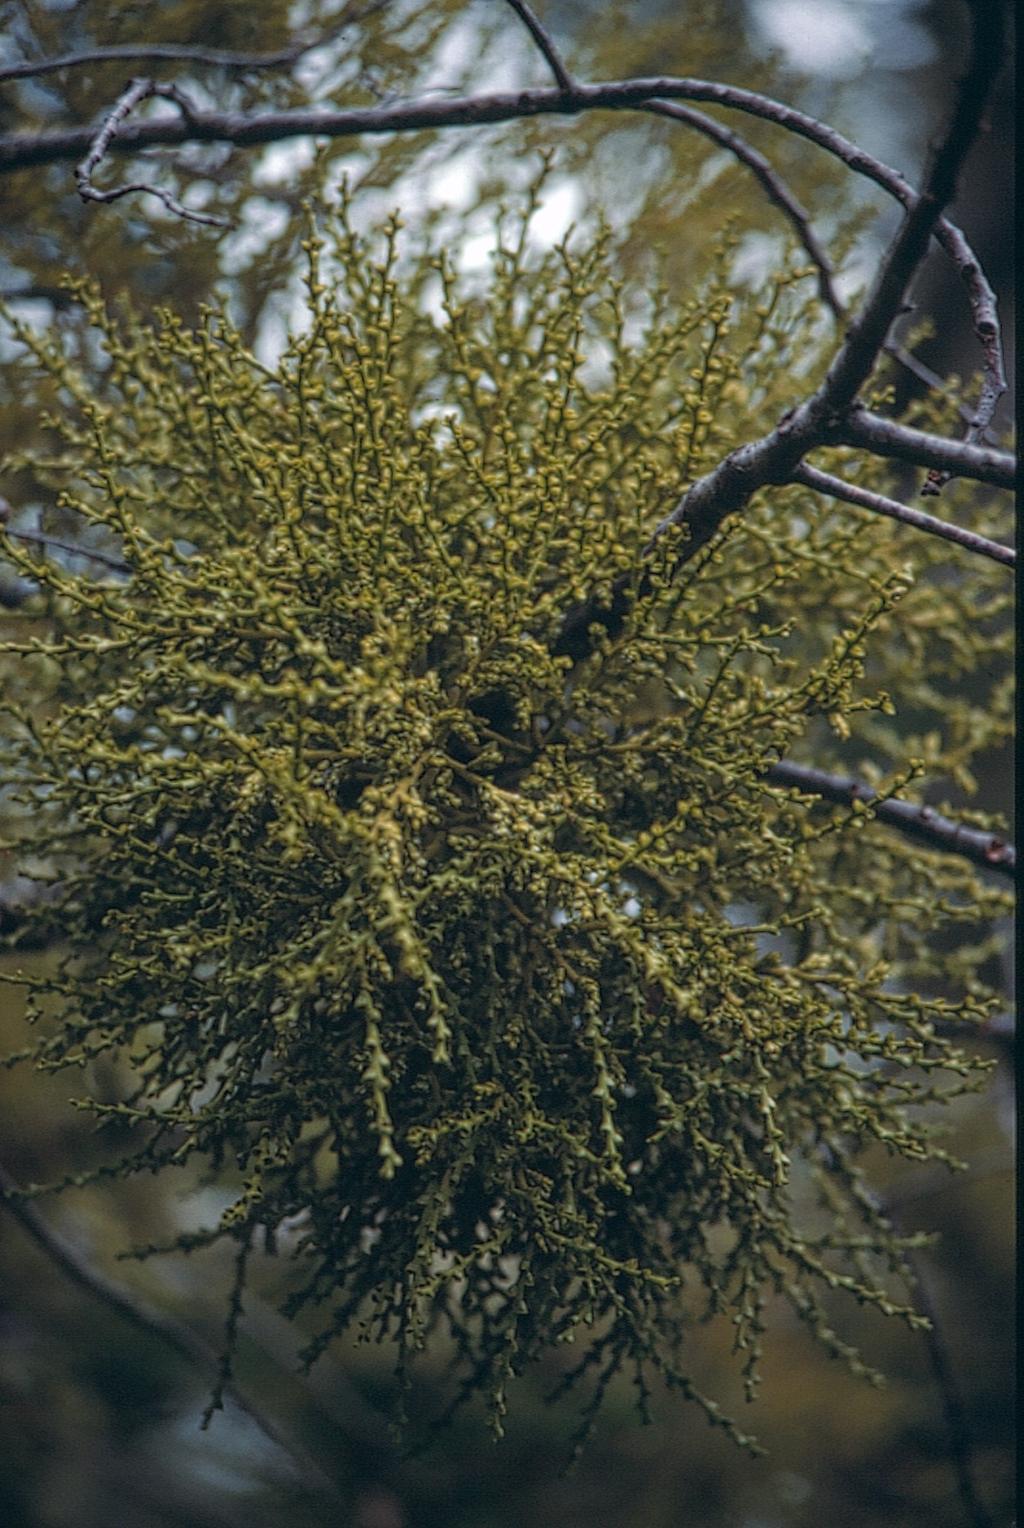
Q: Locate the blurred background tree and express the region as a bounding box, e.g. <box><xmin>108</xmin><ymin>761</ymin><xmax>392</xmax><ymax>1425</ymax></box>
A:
<box><xmin>0</xmin><ymin>2</ymin><xmax>1013</xmax><ymax>1525</ymax></box>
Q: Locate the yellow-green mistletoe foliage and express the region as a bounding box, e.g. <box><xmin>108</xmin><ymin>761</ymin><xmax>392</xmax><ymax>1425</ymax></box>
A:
<box><xmin>0</xmin><ymin>195</ymin><xmax>1012</xmax><ymax>1446</ymax></box>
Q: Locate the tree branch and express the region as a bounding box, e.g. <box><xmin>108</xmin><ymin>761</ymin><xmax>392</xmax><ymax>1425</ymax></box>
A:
<box><xmin>790</xmin><ymin>462</ymin><xmax>1014</xmax><ymax>567</ymax></box>
<box><xmin>1</xmin><ymin>524</ymin><xmax>133</xmax><ymax>575</ymax></box>
<box><xmin>765</xmin><ymin>760</ymin><xmax>1015</xmax><ymax>880</ymax></box>
<box><xmin>644</xmin><ymin>99</ymin><xmax>843</xmax><ymax>321</ymax></box>
<box><xmin>835</xmin><ymin>409</ymin><xmax>1015</xmax><ymax>489</ymax></box>
<box><xmin>907</xmin><ymin>1250</ymin><xmax>998</xmax><ymax>1528</ymax></box>
<box><xmin>75</xmin><ymin>78</ymin><xmax>231</xmax><ymax>228</ymax></box>
<box><xmin>0</xmin><ymin>1160</ymin><xmax>338</xmax><ymax>1492</ymax></box>
<box><xmin>0</xmin><ymin>43</ymin><xmax>305</xmax><ymax>84</ymax></box>
<box><xmin>653</xmin><ymin>0</ymin><xmax>1006</xmax><ymax>560</ymax></box>
<box><xmin>0</xmin><ymin>64</ymin><xmax>1004</xmax><ymax>437</ymax></box>
<box><xmin>815</xmin><ymin>1142</ymin><xmax>999</xmax><ymax>1528</ymax></box>
<box><xmin>501</xmin><ymin>0</ymin><xmax>574</xmax><ymax>93</ymax></box>
<box><xmin>812</xmin><ymin>1</ymin><xmax>1004</xmax><ymax>419</ymax></box>
<box><xmin>0</xmin><ymin>2</ymin><xmax>388</xmax><ymax>83</ymax></box>
<box><xmin>642</xmin><ymin>100</ymin><xmax>993</xmax><ymax>422</ymax></box>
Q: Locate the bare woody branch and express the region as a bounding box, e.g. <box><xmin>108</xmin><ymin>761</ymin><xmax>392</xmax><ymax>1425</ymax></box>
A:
<box><xmin>645</xmin><ymin>99</ymin><xmax>843</xmax><ymax>321</ymax></box>
<box><xmin>76</xmin><ymin>78</ymin><xmax>230</xmax><ymax>228</ymax></box>
<box><xmin>501</xmin><ymin>0</ymin><xmax>575</xmax><ymax>93</ymax></box>
<box><xmin>812</xmin><ymin>3</ymin><xmax>1004</xmax><ymax>422</ymax></box>
<box><xmin>0</xmin><ymin>1</ymin><xmax>389</xmax><ymax>83</ymax></box>
<box><xmin>0</xmin><ymin>66</ymin><xmax>1005</xmax><ymax>455</ymax></box>
<box><xmin>0</xmin><ymin>1161</ymin><xmax>337</xmax><ymax>1491</ymax></box>
<box><xmin>653</xmin><ymin>0</ymin><xmax>1006</xmax><ymax>560</ymax></box>
<box><xmin>765</xmin><ymin>760</ymin><xmax>1015</xmax><ymax>880</ymax></box>
<box><xmin>834</xmin><ymin>409</ymin><xmax>1015</xmax><ymax>489</ymax></box>
<box><xmin>789</xmin><ymin>462</ymin><xmax>1014</xmax><ymax>567</ymax></box>
<box><xmin>642</xmin><ymin>100</ymin><xmax>984</xmax><ymax>415</ymax></box>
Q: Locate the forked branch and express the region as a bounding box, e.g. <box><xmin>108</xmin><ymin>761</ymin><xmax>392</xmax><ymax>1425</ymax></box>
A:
<box><xmin>653</xmin><ymin>0</ymin><xmax>1006</xmax><ymax>559</ymax></box>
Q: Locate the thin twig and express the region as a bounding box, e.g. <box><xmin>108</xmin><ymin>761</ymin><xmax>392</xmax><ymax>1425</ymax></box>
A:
<box><xmin>884</xmin><ymin>343</ymin><xmax>999</xmax><ymax>436</ymax></box>
<box><xmin>790</xmin><ymin>462</ymin><xmax>1014</xmax><ymax>567</ymax></box>
<box><xmin>500</xmin><ymin>0</ymin><xmax>574</xmax><ymax>93</ymax></box>
<box><xmin>550</xmin><ymin>587</ymin><xmax>1019</xmax><ymax>881</ymax></box>
<box><xmin>905</xmin><ymin>1251</ymin><xmax>998</xmax><ymax>1528</ymax></box>
<box><xmin>201</xmin><ymin>1230</ymin><xmax>254</xmax><ymax>1429</ymax></box>
<box><xmin>2</xmin><ymin>524</ymin><xmax>132</xmax><ymax>574</ymax></box>
<box><xmin>0</xmin><ymin>1161</ymin><xmax>338</xmax><ymax>1493</ymax></box>
<box><xmin>76</xmin><ymin>78</ymin><xmax>231</xmax><ymax>228</ymax></box>
<box><xmin>765</xmin><ymin>760</ymin><xmax>1015</xmax><ymax>880</ymax></box>
<box><xmin>644</xmin><ymin>99</ymin><xmax>843</xmax><ymax>320</ymax></box>
<box><xmin>0</xmin><ymin>2</ymin><xmax>389</xmax><ymax>83</ymax></box>
<box><xmin>819</xmin><ymin>1142</ymin><xmax>998</xmax><ymax>1528</ymax></box>
<box><xmin>0</xmin><ymin>42</ymin><xmax>314</xmax><ymax>84</ymax></box>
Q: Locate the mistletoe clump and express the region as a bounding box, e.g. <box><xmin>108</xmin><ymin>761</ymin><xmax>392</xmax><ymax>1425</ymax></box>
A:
<box><xmin>0</xmin><ymin>196</ymin><xmax>1007</xmax><ymax>1445</ymax></box>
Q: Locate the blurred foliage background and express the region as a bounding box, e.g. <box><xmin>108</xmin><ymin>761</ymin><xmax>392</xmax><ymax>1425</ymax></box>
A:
<box><xmin>0</xmin><ymin>2</ymin><xmax>1013</xmax><ymax>1524</ymax></box>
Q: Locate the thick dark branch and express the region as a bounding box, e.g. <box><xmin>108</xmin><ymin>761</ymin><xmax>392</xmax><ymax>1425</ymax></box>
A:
<box><xmin>501</xmin><ymin>0</ymin><xmax>574</xmax><ymax>93</ymax></box>
<box><xmin>790</xmin><ymin>463</ymin><xmax>1014</xmax><ymax>567</ymax></box>
<box><xmin>836</xmin><ymin>409</ymin><xmax>1016</xmax><ymax>490</ymax></box>
<box><xmin>654</xmin><ymin>1</ymin><xmax>1006</xmax><ymax>559</ymax></box>
<box><xmin>766</xmin><ymin>761</ymin><xmax>1015</xmax><ymax>880</ymax></box>
<box><xmin>0</xmin><ymin>1161</ymin><xmax>336</xmax><ymax>1490</ymax></box>
<box><xmin>0</xmin><ymin>74</ymin><xmax>991</xmax><ymax>253</ymax></box>
<box><xmin>814</xmin><ymin>1</ymin><xmax>1004</xmax><ymax>419</ymax></box>
<box><xmin>0</xmin><ymin>76</ymin><xmax>939</xmax><ymax>180</ymax></box>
